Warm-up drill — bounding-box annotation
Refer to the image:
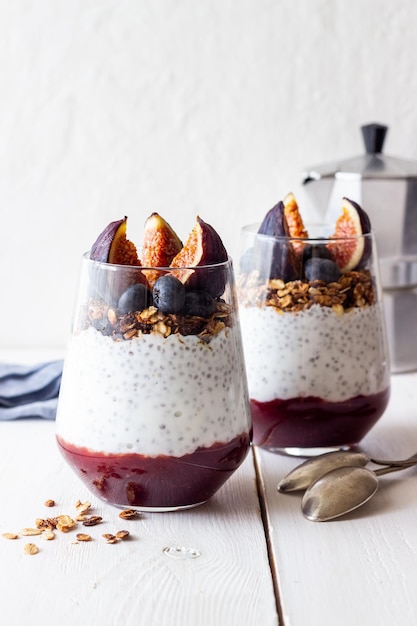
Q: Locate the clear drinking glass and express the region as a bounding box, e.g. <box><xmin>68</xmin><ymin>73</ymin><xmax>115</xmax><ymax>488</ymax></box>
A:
<box><xmin>237</xmin><ymin>224</ymin><xmax>391</xmax><ymax>456</ymax></box>
<box><xmin>56</xmin><ymin>254</ymin><xmax>252</xmax><ymax>511</ymax></box>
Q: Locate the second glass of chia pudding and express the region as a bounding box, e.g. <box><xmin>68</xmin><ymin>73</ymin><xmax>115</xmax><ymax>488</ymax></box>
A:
<box><xmin>237</xmin><ymin>196</ymin><xmax>391</xmax><ymax>457</ymax></box>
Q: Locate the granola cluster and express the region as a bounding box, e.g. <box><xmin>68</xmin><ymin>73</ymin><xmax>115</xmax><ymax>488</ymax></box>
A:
<box><xmin>78</xmin><ymin>300</ymin><xmax>233</xmax><ymax>342</ymax></box>
<box><xmin>237</xmin><ymin>269</ymin><xmax>376</xmax><ymax>314</ymax></box>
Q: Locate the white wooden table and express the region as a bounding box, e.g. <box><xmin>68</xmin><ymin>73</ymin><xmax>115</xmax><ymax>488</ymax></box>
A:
<box><xmin>1</xmin><ymin>350</ymin><xmax>417</xmax><ymax>626</ymax></box>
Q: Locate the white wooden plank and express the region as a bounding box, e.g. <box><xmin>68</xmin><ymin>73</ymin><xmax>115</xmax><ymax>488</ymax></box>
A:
<box><xmin>0</xmin><ymin>419</ymin><xmax>278</xmax><ymax>626</ymax></box>
<box><xmin>256</xmin><ymin>372</ymin><xmax>417</xmax><ymax>626</ymax></box>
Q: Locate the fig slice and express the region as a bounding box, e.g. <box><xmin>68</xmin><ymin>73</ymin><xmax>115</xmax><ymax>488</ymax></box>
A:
<box><xmin>256</xmin><ymin>201</ymin><xmax>300</xmax><ymax>281</ymax></box>
<box><xmin>170</xmin><ymin>216</ymin><xmax>228</xmax><ymax>298</ymax></box>
<box><xmin>89</xmin><ymin>216</ymin><xmax>146</xmax><ymax>304</ymax></box>
<box><xmin>327</xmin><ymin>198</ymin><xmax>372</xmax><ymax>271</ymax></box>
<box><xmin>90</xmin><ymin>216</ymin><xmax>141</xmax><ymax>265</ymax></box>
<box><xmin>141</xmin><ymin>213</ymin><xmax>183</xmax><ymax>288</ymax></box>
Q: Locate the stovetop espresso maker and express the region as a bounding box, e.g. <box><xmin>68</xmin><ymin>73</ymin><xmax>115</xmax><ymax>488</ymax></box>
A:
<box><xmin>302</xmin><ymin>123</ymin><xmax>417</xmax><ymax>372</ymax></box>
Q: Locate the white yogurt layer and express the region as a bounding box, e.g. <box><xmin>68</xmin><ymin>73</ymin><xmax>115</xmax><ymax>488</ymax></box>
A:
<box><xmin>239</xmin><ymin>303</ymin><xmax>390</xmax><ymax>403</ymax></box>
<box><xmin>56</xmin><ymin>326</ymin><xmax>250</xmax><ymax>457</ymax></box>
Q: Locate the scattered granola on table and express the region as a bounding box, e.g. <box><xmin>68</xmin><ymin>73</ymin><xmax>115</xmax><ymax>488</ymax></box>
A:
<box><xmin>1</xmin><ymin>499</ymin><xmax>141</xmax><ymax>555</ymax></box>
<box><xmin>24</xmin><ymin>543</ymin><xmax>39</xmax><ymax>555</ymax></box>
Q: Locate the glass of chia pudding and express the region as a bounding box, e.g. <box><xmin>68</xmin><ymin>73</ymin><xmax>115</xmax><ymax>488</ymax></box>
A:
<box><xmin>237</xmin><ymin>197</ymin><xmax>391</xmax><ymax>456</ymax></box>
<box><xmin>56</xmin><ymin>216</ymin><xmax>252</xmax><ymax>511</ymax></box>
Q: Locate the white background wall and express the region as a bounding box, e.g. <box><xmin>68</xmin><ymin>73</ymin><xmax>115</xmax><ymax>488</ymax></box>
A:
<box><xmin>1</xmin><ymin>0</ymin><xmax>417</xmax><ymax>350</ymax></box>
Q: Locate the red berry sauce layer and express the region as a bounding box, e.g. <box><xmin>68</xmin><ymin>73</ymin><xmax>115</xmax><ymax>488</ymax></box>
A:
<box><xmin>251</xmin><ymin>389</ymin><xmax>390</xmax><ymax>451</ymax></box>
<box><xmin>57</xmin><ymin>432</ymin><xmax>251</xmax><ymax>509</ymax></box>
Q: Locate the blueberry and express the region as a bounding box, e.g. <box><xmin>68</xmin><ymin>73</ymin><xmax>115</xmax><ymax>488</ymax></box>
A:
<box><xmin>304</xmin><ymin>257</ymin><xmax>341</xmax><ymax>282</ymax></box>
<box><xmin>153</xmin><ymin>275</ymin><xmax>186</xmax><ymax>314</ymax></box>
<box><xmin>184</xmin><ymin>290</ymin><xmax>216</xmax><ymax>317</ymax></box>
<box><xmin>118</xmin><ymin>283</ymin><xmax>153</xmax><ymax>314</ymax></box>
<box><xmin>302</xmin><ymin>244</ymin><xmax>332</xmax><ymax>264</ymax></box>
<box><xmin>91</xmin><ymin>317</ymin><xmax>114</xmax><ymax>335</ymax></box>
<box><xmin>240</xmin><ymin>245</ymin><xmax>271</xmax><ymax>281</ymax></box>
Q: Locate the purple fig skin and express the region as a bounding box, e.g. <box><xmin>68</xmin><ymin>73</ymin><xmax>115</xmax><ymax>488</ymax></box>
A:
<box><xmin>257</xmin><ymin>201</ymin><xmax>287</xmax><ymax>237</ymax></box>
<box><xmin>270</xmin><ymin>244</ymin><xmax>300</xmax><ymax>281</ymax></box>
<box><xmin>197</xmin><ymin>216</ymin><xmax>228</xmax><ymax>264</ymax></box>
<box><xmin>342</xmin><ymin>198</ymin><xmax>372</xmax><ymax>269</ymax></box>
<box><xmin>343</xmin><ymin>198</ymin><xmax>371</xmax><ymax>234</ymax></box>
<box><xmin>90</xmin><ymin>217</ymin><xmax>126</xmax><ymax>262</ymax></box>
<box><xmin>255</xmin><ymin>201</ymin><xmax>300</xmax><ymax>280</ymax></box>
<box><xmin>188</xmin><ymin>217</ymin><xmax>228</xmax><ymax>298</ymax></box>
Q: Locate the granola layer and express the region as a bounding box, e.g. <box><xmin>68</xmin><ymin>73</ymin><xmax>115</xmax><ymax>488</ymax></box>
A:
<box><xmin>237</xmin><ymin>268</ymin><xmax>376</xmax><ymax>313</ymax></box>
<box><xmin>78</xmin><ymin>298</ymin><xmax>233</xmax><ymax>342</ymax></box>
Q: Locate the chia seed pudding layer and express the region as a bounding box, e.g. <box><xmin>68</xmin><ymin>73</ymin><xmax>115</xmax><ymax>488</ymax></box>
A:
<box><xmin>239</xmin><ymin>303</ymin><xmax>390</xmax><ymax>403</ymax></box>
<box><xmin>56</xmin><ymin>325</ymin><xmax>250</xmax><ymax>458</ymax></box>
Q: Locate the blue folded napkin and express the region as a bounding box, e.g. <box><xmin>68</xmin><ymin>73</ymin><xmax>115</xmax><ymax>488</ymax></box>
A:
<box><xmin>0</xmin><ymin>360</ymin><xmax>63</xmax><ymax>420</ymax></box>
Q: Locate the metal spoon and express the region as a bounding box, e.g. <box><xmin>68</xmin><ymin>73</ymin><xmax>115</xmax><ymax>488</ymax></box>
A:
<box><xmin>277</xmin><ymin>450</ymin><xmax>417</xmax><ymax>493</ymax></box>
<box><xmin>301</xmin><ymin>460</ymin><xmax>417</xmax><ymax>522</ymax></box>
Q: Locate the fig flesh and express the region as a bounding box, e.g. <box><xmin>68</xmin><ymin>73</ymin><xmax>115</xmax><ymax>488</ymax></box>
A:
<box><xmin>143</xmin><ymin>212</ymin><xmax>183</xmax><ymax>263</ymax></box>
<box><xmin>328</xmin><ymin>198</ymin><xmax>372</xmax><ymax>271</ymax></box>
<box><xmin>141</xmin><ymin>213</ymin><xmax>183</xmax><ymax>287</ymax></box>
<box><xmin>170</xmin><ymin>216</ymin><xmax>228</xmax><ymax>298</ymax></box>
<box><xmin>283</xmin><ymin>192</ymin><xmax>309</xmax><ymax>252</ymax></box>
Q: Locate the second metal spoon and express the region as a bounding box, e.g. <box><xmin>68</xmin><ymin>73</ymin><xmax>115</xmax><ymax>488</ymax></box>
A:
<box><xmin>301</xmin><ymin>460</ymin><xmax>417</xmax><ymax>522</ymax></box>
